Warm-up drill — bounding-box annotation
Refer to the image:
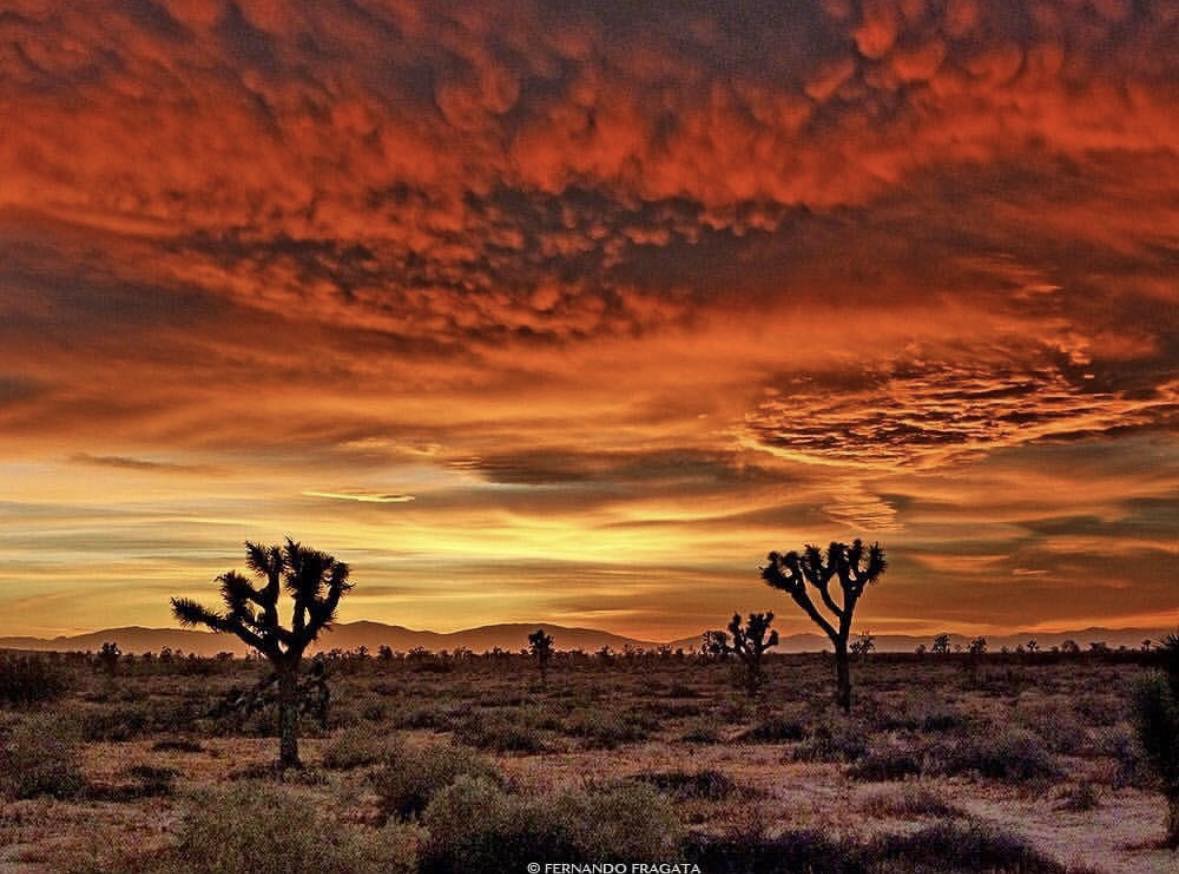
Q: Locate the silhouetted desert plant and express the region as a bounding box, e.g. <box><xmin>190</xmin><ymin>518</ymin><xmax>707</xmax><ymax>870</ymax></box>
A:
<box><xmin>98</xmin><ymin>641</ymin><xmax>121</xmax><ymax>676</ymax></box>
<box><xmin>725</xmin><ymin>612</ymin><xmax>779</xmax><ymax>696</ymax></box>
<box><xmin>761</xmin><ymin>539</ymin><xmax>887</xmax><ymax>711</ymax></box>
<box><xmin>0</xmin><ymin>653</ymin><xmax>66</xmax><ymax>705</ymax></box>
<box><xmin>0</xmin><ymin>712</ymin><xmax>84</xmax><ymax>799</ymax></box>
<box><xmin>171</xmin><ymin>539</ymin><xmax>354</xmax><ymax>769</ymax></box>
<box><xmin>527</xmin><ymin>628</ymin><xmax>554</xmax><ymax>684</ymax></box>
<box><xmin>420</xmin><ymin>777</ymin><xmax>681</xmax><ymax>873</ymax></box>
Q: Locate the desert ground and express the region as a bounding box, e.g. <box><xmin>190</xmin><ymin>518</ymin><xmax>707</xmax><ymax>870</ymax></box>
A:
<box><xmin>1</xmin><ymin>648</ymin><xmax>1176</xmax><ymax>873</ymax></box>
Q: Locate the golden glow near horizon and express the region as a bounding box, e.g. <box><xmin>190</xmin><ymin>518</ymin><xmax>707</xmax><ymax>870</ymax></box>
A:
<box><xmin>1</xmin><ymin>0</ymin><xmax>1178</xmax><ymax>640</ymax></box>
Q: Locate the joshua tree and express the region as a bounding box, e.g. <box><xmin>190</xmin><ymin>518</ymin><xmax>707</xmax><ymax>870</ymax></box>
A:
<box><xmin>1061</xmin><ymin>639</ymin><xmax>1081</xmax><ymax>655</ymax></box>
<box><xmin>528</xmin><ymin>628</ymin><xmax>554</xmax><ymax>684</ymax></box>
<box><xmin>931</xmin><ymin>633</ymin><xmax>951</xmax><ymax>655</ymax></box>
<box><xmin>1026</xmin><ymin>639</ymin><xmax>1039</xmax><ymax>654</ymax></box>
<box><xmin>727</xmin><ymin>612</ymin><xmax>779</xmax><ymax>696</ymax></box>
<box><xmin>850</xmin><ymin>631</ymin><xmax>875</xmax><ymax>659</ymax></box>
<box><xmin>98</xmin><ymin>641</ymin><xmax>121</xmax><ymax>676</ymax></box>
<box><xmin>761</xmin><ymin>539</ymin><xmax>886</xmax><ymax>712</ymax></box>
<box><xmin>1135</xmin><ymin>633</ymin><xmax>1179</xmax><ymax>846</ymax></box>
<box><xmin>701</xmin><ymin>629</ymin><xmax>731</xmax><ymax>661</ymax></box>
<box><xmin>968</xmin><ymin>636</ymin><xmax>988</xmax><ymax>657</ymax></box>
<box><xmin>171</xmin><ymin>539</ymin><xmax>352</xmax><ymax>769</ymax></box>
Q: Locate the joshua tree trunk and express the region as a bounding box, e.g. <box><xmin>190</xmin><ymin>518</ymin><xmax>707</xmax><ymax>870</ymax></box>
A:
<box><xmin>835</xmin><ymin>639</ymin><xmax>852</xmax><ymax>713</ymax></box>
<box><xmin>277</xmin><ymin>666</ymin><xmax>300</xmax><ymax>769</ymax></box>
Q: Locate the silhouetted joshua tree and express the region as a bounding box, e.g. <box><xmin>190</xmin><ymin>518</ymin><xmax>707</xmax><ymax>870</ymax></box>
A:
<box><xmin>931</xmin><ymin>633</ymin><xmax>951</xmax><ymax>655</ymax></box>
<box><xmin>761</xmin><ymin>540</ymin><xmax>886</xmax><ymax>712</ymax></box>
<box><xmin>727</xmin><ymin>612</ymin><xmax>779</xmax><ymax>696</ymax></box>
<box><xmin>171</xmin><ymin>539</ymin><xmax>352</xmax><ymax>769</ymax></box>
<box><xmin>1135</xmin><ymin>632</ymin><xmax>1179</xmax><ymax>846</ymax></box>
<box><xmin>701</xmin><ymin>629</ymin><xmax>731</xmax><ymax>661</ymax></box>
<box><xmin>850</xmin><ymin>631</ymin><xmax>875</xmax><ymax>659</ymax></box>
<box><xmin>528</xmin><ymin>628</ymin><xmax>554</xmax><ymax>684</ymax></box>
<box><xmin>98</xmin><ymin>641</ymin><xmax>121</xmax><ymax>676</ymax></box>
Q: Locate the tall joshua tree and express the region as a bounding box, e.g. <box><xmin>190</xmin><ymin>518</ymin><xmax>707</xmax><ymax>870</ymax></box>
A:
<box><xmin>528</xmin><ymin>628</ymin><xmax>554</xmax><ymax>684</ymax></box>
<box><xmin>171</xmin><ymin>539</ymin><xmax>352</xmax><ymax>769</ymax></box>
<box><xmin>761</xmin><ymin>539</ymin><xmax>886</xmax><ymax>712</ymax></box>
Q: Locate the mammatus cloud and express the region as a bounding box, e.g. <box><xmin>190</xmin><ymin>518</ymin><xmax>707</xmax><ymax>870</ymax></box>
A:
<box><xmin>0</xmin><ymin>0</ymin><xmax>1176</xmax><ymax>637</ymax></box>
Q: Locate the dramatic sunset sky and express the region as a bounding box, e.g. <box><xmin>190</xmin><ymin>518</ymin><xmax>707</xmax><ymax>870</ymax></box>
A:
<box><xmin>1</xmin><ymin>0</ymin><xmax>1177</xmax><ymax>640</ymax></box>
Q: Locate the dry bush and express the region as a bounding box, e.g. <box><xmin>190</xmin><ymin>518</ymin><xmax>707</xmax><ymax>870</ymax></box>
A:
<box><xmin>164</xmin><ymin>782</ymin><xmax>419</xmax><ymax>874</ymax></box>
<box><xmin>0</xmin><ymin>712</ymin><xmax>84</xmax><ymax>800</ymax></box>
<box><xmin>321</xmin><ymin>724</ymin><xmax>393</xmax><ymax>770</ymax></box>
<box><xmin>933</xmin><ymin>728</ymin><xmax>1061</xmax><ymax>783</ymax></box>
<box><xmin>420</xmin><ymin>777</ymin><xmax>681</xmax><ymax>873</ymax></box>
<box><xmin>857</xmin><ymin>784</ymin><xmax>959</xmax><ymax>818</ymax></box>
<box><xmin>629</xmin><ymin>768</ymin><xmax>738</xmax><ymax>801</ymax></box>
<box><xmin>371</xmin><ymin>741</ymin><xmax>502</xmax><ymax>821</ymax></box>
<box><xmin>0</xmin><ymin>654</ymin><xmax>67</xmax><ymax>705</ymax></box>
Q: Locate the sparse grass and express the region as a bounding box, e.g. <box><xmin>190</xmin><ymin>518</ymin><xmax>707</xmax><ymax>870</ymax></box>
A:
<box><xmin>858</xmin><ymin>784</ymin><xmax>959</xmax><ymax>819</ymax></box>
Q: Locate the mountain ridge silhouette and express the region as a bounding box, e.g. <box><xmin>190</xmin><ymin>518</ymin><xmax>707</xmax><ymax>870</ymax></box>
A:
<box><xmin>0</xmin><ymin>621</ymin><xmax>1172</xmax><ymax>656</ymax></box>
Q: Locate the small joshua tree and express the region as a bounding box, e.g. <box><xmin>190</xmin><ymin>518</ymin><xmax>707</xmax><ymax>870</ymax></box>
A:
<box><xmin>171</xmin><ymin>539</ymin><xmax>352</xmax><ymax>769</ymax></box>
<box><xmin>528</xmin><ymin>628</ymin><xmax>554</xmax><ymax>684</ymax></box>
<box><xmin>1135</xmin><ymin>633</ymin><xmax>1179</xmax><ymax>846</ymax></box>
<box><xmin>850</xmin><ymin>631</ymin><xmax>875</xmax><ymax>659</ymax></box>
<box><xmin>761</xmin><ymin>539</ymin><xmax>886</xmax><ymax>712</ymax></box>
<box><xmin>701</xmin><ymin>629</ymin><xmax>731</xmax><ymax>661</ymax></box>
<box><xmin>931</xmin><ymin>633</ymin><xmax>951</xmax><ymax>655</ymax></box>
<box><xmin>98</xmin><ymin>641</ymin><xmax>121</xmax><ymax>676</ymax></box>
<box><xmin>727</xmin><ymin>612</ymin><xmax>778</xmax><ymax>696</ymax></box>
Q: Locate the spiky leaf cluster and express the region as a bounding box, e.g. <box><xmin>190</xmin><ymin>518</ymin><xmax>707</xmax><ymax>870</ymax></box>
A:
<box><xmin>171</xmin><ymin>539</ymin><xmax>352</xmax><ymax>662</ymax></box>
<box><xmin>728</xmin><ymin>612</ymin><xmax>779</xmax><ymax>661</ymax></box>
<box><xmin>760</xmin><ymin>539</ymin><xmax>886</xmax><ymax>642</ymax></box>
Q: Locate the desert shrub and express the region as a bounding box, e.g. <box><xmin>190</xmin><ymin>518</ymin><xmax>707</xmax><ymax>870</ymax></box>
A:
<box><xmin>1015</xmin><ymin>701</ymin><xmax>1087</xmax><ymax>755</ymax></box>
<box><xmin>152</xmin><ymin>738</ymin><xmax>205</xmax><ymax>754</ymax></box>
<box><xmin>740</xmin><ymin>715</ymin><xmax>805</xmax><ymax>743</ymax></box>
<box><xmin>1092</xmin><ymin>722</ymin><xmax>1145</xmax><ymax>787</ymax></box>
<box><xmin>453</xmin><ymin>712</ymin><xmax>546</xmax><ymax>753</ymax></box>
<box><xmin>935</xmin><ymin>729</ymin><xmax>1060</xmax><ymax>782</ymax></box>
<box><xmin>858</xmin><ymin>784</ymin><xmax>958</xmax><ymax>818</ymax></box>
<box><xmin>0</xmin><ymin>712</ymin><xmax>84</xmax><ymax>799</ymax></box>
<box><xmin>684</xmin><ymin>828</ymin><xmax>859</xmax><ymax>874</ymax></box>
<box><xmin>420</xmin><ymin>777</ymin><xmax>681</xmax><ymax>873</ymax></box>
<box><xmin>390</xmin><ymin>705</ymin><xmax>452</xmax><ymax>731</ymax></box>
<box><xmin>867</xmin><ymin>819</ymin><xmax>1069</xmax><ymax>873</ymax></box>
<box><xmin>877</xmin><ymin>698</ymin><xmax>964</xmax><ymax>734</ymax></box>
<box><xmin>847</xmin><ymin>743</ymin><xmax>923</xmax><ymax>781</ymax></box>
<box><xmin>1056</xmin><ymin>781</ymin><xmax>1100</xmax><ymax>811</ymax></box>
<box><xmin>372</xmin><ymin>742</ymin><xmax>502</xmax><ymax>820</ymax></box>
<box><xmin>79</xmin><ymin>702</ymin><xmax>153</xmax><ymax>741</ymax></box>
<box><xmin>679</xmin><ymin>720</ymin><xmax>721</xmax><ymax>744</ymax></box>
<box><xmin>1133</xmin><ymin>671</ymin><xmax>1179</xmax><ymax>845</ymax></box>
<box><xmin>126</xmin><ymin>764</ymin><xmax>178</xmax><ymax>797</ymax></box>
<box><xmin>792</xmin><ymin>719</ymin><xmax>868</xmax><ymax>763</ymax></box>
<box><xmin>322</xmin><ymin>724</ymin><xmax>392</xmax><ymax>770</ymax></box>
<box><xmin>630</xmin><ymin>768</ymin><xmax>737</xmax><ymax>801</ymax></box>
<box><xmin>168</xmin><ymin>782</ymin><xmax>419</xmax><ymax>874</ymax></box>
<box><xmin>564</xmin><ymin>707</ymin><xmax>653</xmax><ymax>749</ymax></box>
<box><xmin>0</xmin><ymin>654</ymin><xmax>67</xmax><ymax>705</ymax></box>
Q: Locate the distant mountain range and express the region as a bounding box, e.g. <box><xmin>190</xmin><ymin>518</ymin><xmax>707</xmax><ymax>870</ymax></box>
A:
<box><xmin>0</xmin><ymin>621</ymin><xmax>1172</xmax><ymax>656</ymax></box>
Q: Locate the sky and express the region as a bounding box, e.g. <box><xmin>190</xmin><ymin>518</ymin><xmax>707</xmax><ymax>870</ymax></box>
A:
<box><xmin>1</xmin><ymin>0</ymin><xmax>1177</xmax><ymax>641</ymax></box>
